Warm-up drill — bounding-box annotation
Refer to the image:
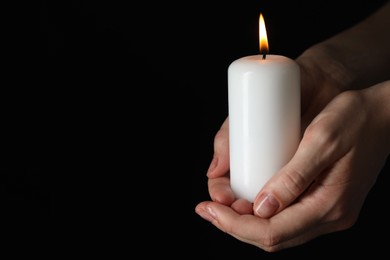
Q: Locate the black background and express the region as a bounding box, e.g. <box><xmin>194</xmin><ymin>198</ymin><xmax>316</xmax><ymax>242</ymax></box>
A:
<box><xmin>13</xmin><ymin>0</ymin><xmax>389</xmax><ymax>255</ymax></box>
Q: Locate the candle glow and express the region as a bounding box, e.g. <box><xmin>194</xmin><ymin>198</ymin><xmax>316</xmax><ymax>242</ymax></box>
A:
<box><xmin>259</xmin><ymin>13</ymin><xmax>269</xmax><ymax>56</ymax></box>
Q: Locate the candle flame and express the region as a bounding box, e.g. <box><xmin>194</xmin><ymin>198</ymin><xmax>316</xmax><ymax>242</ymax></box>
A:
<box><xmin>259</xmin><ymin>13</ymin><xmax>269</xmax><ymax>56</ymax></box>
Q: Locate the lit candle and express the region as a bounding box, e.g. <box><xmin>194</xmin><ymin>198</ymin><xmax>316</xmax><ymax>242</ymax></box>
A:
<box><xmin>228</xmin><ymin>13</ymin><xmax>300</xmax><ymax>202</ymax></box>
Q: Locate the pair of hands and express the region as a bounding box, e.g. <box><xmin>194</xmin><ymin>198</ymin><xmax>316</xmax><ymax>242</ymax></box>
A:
<box><xmin>195</xmin><ymin>50</ymin><xmax>390</xmax><ymax>252</ymax></box>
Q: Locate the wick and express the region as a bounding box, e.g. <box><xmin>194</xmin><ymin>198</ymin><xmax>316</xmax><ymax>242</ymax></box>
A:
<box><xmin>262</xmin><ymin>52</ymin><xmax>266</xmax><ymax>60</ymax></box>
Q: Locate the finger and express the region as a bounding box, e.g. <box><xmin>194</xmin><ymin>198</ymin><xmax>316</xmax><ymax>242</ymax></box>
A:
<box><xmin>230</xmin><ymin>199</ymin><xmax>254</xmax><ymax>215</ymax></box>
<box><xmin>207</xmin><ymin>176</ymin><xmax>253</xmax><ymax>212</ymax></box>
<box><xmin>196</xmin><ymin>195</ymin><xmax>331</xmax><ymax>252</ymax></box>
<box><xmin>208</xmin><ymin>176</ymin><xmax>236</xmax><ymax>206</ymax></box>
<box><xmin>253</xmin><ymin>95</ymin><xmax>357</xmax><ymax>218</ymax></box>
<box><xmin>207</xmin><ymin>118</ymin><xmax>230</xmax><ymax>178</ymax></box>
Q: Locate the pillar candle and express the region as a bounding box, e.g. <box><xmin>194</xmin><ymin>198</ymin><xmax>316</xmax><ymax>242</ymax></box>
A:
<box><xmin>228</xmin><ymin>14</ymin><xmax>300</xmax><ymax>202</ymax></box>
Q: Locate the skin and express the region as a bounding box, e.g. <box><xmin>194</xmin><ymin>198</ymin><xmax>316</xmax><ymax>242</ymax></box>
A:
<box><xmin>195</xmin><ymin>2</ymin><xmax>390</xmax><ymax>252</ymax></box>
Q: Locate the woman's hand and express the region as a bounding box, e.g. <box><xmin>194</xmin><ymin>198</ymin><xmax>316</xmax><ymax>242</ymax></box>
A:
<box><xmin>196</xmin><ymin>73</ymin><xmax>389</xmax><ymax>251</ymax></box>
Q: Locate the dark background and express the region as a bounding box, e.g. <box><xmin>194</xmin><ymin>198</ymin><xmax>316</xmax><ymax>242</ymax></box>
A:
<box><xmin>12</xmin><ymin>0</ymin><xmax>388</xmax><ymax>255</ymax></box>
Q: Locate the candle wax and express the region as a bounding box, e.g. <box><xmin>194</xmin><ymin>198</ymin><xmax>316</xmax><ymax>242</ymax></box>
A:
<box><xmin>228</xmin><ymin>54</ymin><xmax>300</xmax><ymax>202</ymax></box>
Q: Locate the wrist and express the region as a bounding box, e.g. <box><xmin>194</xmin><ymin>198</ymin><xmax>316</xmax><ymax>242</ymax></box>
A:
<box><xmin>296</xmin><ymin>44</ymin><xmax>354</xmax><ymax>92</ymax></box>
<box><xmin>362</xmin><ymin>80</ymin><xmax>390</xmax><ymax>152</ymax></box>
<box><xmin>295</xmin><ymin>46</ymin><xmax>348</xmax><ymax>113</ymax></box>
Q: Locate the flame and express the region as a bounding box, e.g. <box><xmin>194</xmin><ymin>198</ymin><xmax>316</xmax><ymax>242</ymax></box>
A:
<box><xmin>259</xmin><ymin>13</ymin><xmax>269</xmax><ymax>55</ymax></box>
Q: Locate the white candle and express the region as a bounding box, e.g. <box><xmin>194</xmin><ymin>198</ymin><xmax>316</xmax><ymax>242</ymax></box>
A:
<box><xmin>228</xmin><ymin>14</ymin><xmax>300</xmax><ymax>202</ymax></box>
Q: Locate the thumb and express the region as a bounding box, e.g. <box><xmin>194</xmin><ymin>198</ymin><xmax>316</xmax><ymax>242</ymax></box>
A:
<box><xmin>253</xmin><ymin>118</ymin><xmax>346</xmax><ymax>218</ymax></box>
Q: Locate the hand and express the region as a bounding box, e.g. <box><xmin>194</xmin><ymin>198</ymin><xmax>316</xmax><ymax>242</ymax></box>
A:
<box><xmin>195</xmin><ymin>61</ymin><xmax>390</xmax><ymax>251</ymax></box>
<box><xmin>196</xmin><ymin>49</ymin><xmax>345</xmax><ymax>212</ymax></box>
<box><xmin>196</xmin><ymin>2</ymin><xmax>390</xmax><ymax>251</ymax></box>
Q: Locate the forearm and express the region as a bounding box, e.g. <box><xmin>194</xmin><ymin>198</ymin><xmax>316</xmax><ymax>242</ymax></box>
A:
<box><xmin>298</xmin><ymin>1</ymin><xmax>390</xmax><ymax>91</ymax></box>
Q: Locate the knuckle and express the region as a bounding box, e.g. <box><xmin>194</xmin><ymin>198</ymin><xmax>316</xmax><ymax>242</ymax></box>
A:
<box><xmin>339</xmin><ymin>90</ymin><xmax>364</xmax><ymax>105</ymax></box>
<box><xmin>303</xmin><ymin>117</ymin><xmax>342</xmax><ymax>160</ymax></box>
<box><xmin>214</xmin><ymin>129</ymin><xmax>228</xmax><ymax>147</ymax></box>
<box><xmin>281</xmin><ymin>168</ymin><xmax>308</xmax><ymax>198</ymax></box>
<box><xmin>256</xmin><ymin>228</ymin><xmax>283</xmax><ymax>251</ymax></box>
<box><xmin>261</xmin><ymin>245</ymin><xmax>281</xmax><ymax>253</ymax></box>
<box><xmin>214</xmin><ymin>130</ymin><xmax>223</xmax><ymax>142</ymax></box>
<box><xmin>304</xmin><ymin>120</ymin><xmax>338</xmax><ymax>148</ymax></box>
<box><xmin>324</xmin><ymin>205</ymin><xmax>359</xmax><ymax>231</ymax></box>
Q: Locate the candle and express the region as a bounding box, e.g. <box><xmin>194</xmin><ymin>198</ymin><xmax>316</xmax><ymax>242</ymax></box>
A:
<box><xmin>228</xmin><ymin>13</ymin><xmax>300</xmax><ymax>202</ymax></box>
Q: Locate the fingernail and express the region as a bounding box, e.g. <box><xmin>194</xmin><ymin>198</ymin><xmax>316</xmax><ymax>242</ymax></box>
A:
<box><xmin>196</xmin><ymin>206</ymin><xmax>217</xmax><ymax>222</ymax></box>
<box><xmin>206</xmin><ymin>206</ymin><xmax>217</xmax><ymax>219</ymax></box>
<box><xmin>207</xmin><ymin>156</ymin><xmax>218</xmax><ymax>176</ymax></box>
<box><xmin>255</xmin><ymin>194</ymin><xmax>279</xmax><ymax>218</ymax></box>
